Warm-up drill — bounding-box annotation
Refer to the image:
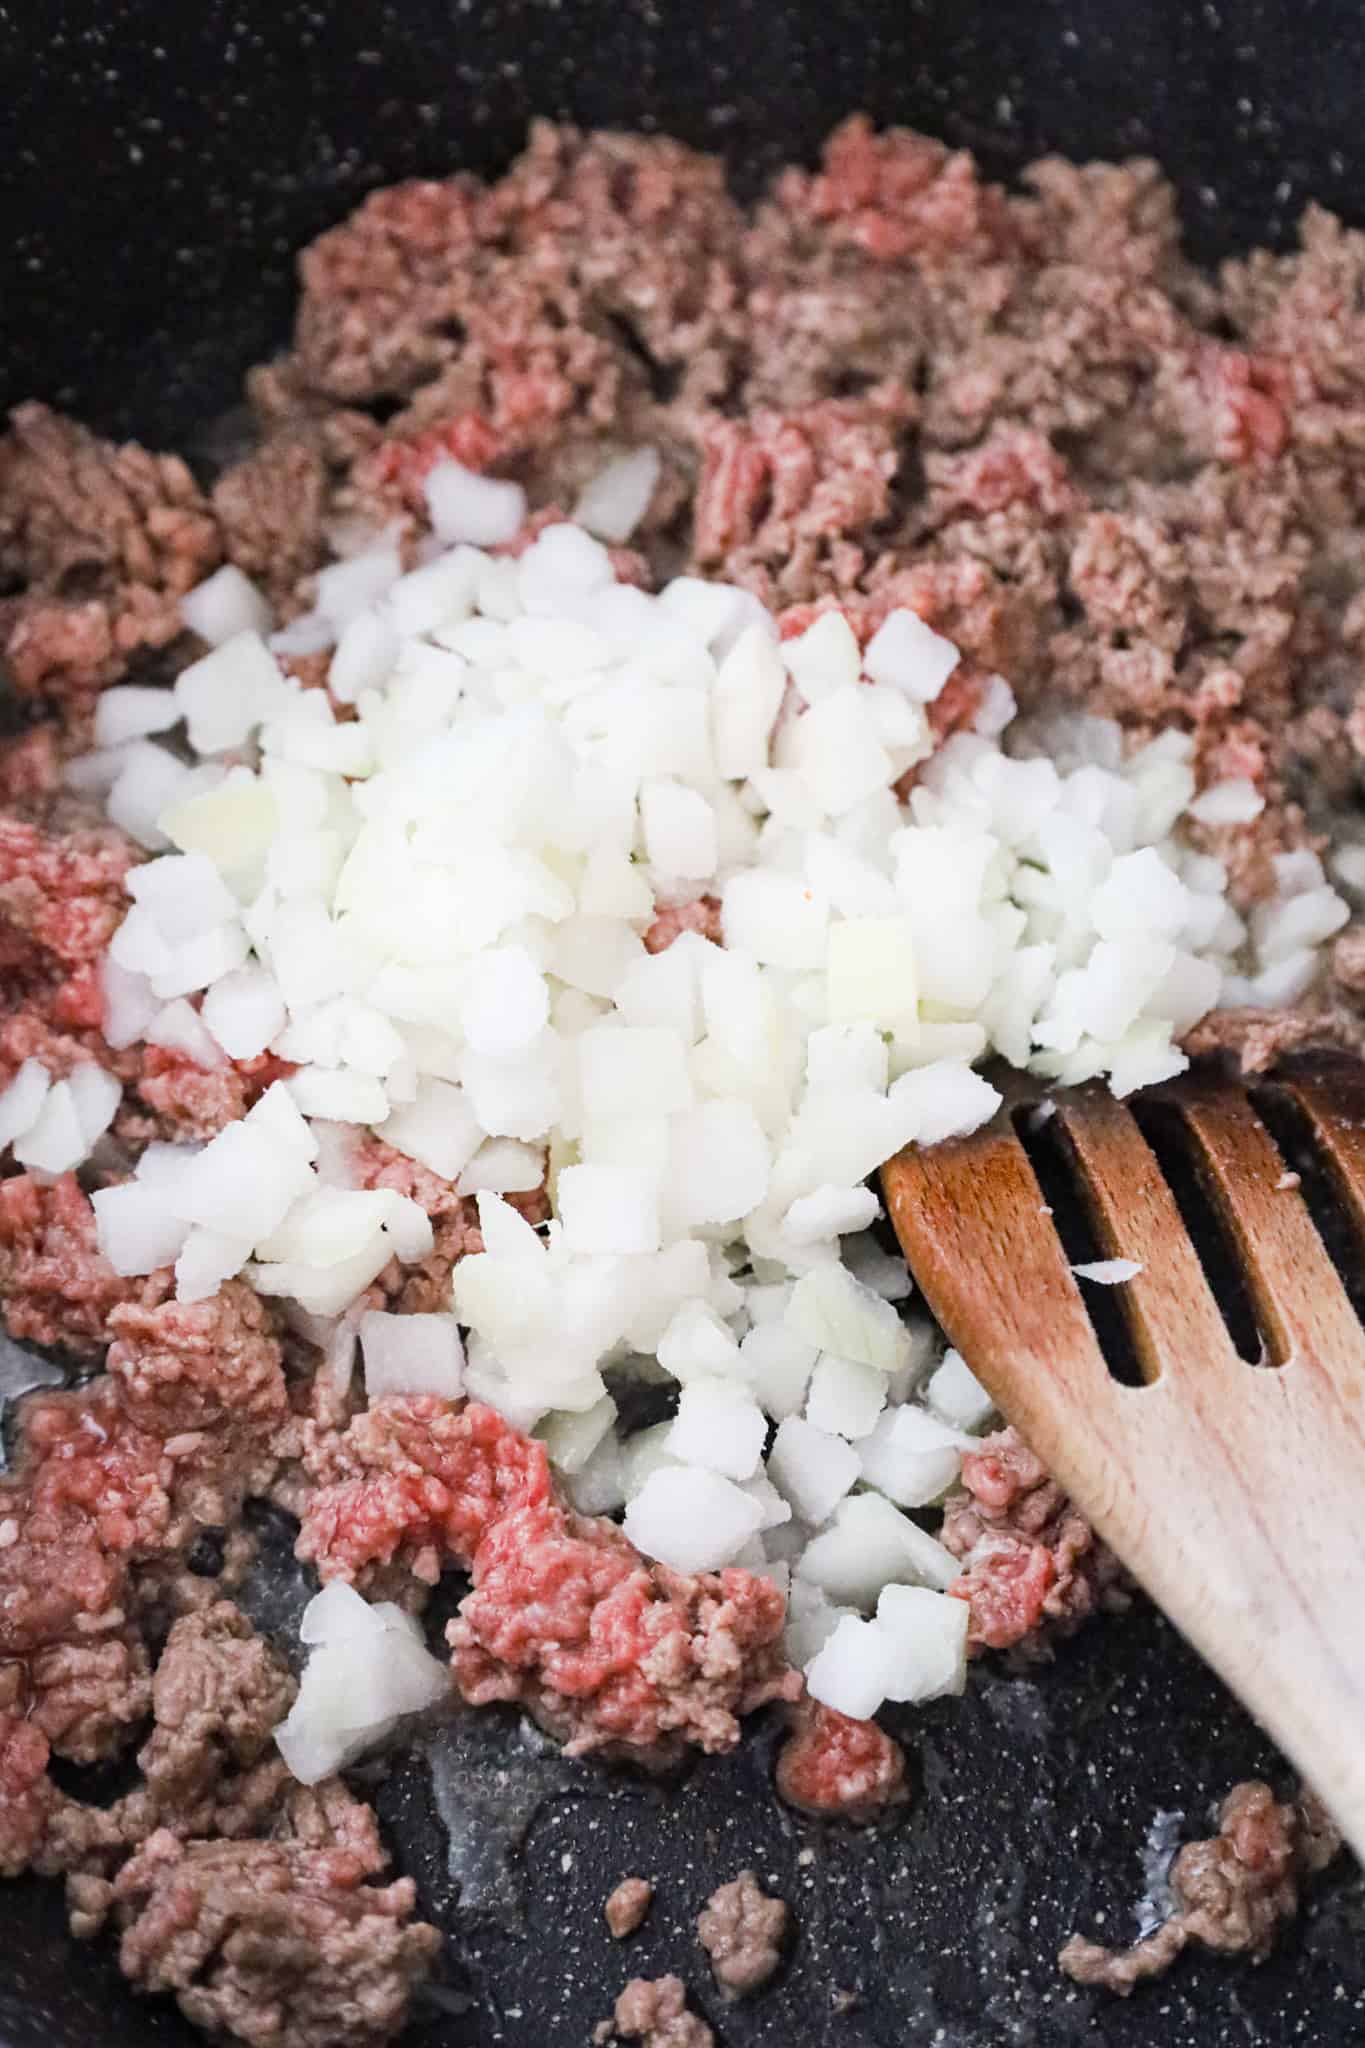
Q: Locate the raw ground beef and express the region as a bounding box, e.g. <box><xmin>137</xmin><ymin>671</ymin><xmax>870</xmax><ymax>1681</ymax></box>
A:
<box><xmin>774</xmin><ymin>1699</ymin><xmax>909</xmax><ymax>1822</ymax></box>
<box><xmin>941</xmin><ymin>1426</ymin><xmax>1132</xmax><ymax>1657</ymax></box>
<box><xmin>297</xmin><ymin>1393</ymin><xmax>798</xmax><ymax>1761</ymax></box>
<box><xmin>695</xmin><ymin>1869</ymin><xmax>789</xmax><ymax>1998</ymax></box>
<box><xmin>5</xmin><ymin>108</ymin><xmax>1365</xmax><ymax>2046</ymax></box>
<box><xmin>605</xmin><ymin>1876</ymin><xmax>655</xmax><ymax>1939</ymax></box>
<box><xmin>0</xmin><ymin>1281</ymin><xmax>290</xmax><ymax>1770</ymax></box>
<box><xmin>1060</xmin><ymin>1779</ymin><xmax>1343</xmax><ymax>1993</ymax></box>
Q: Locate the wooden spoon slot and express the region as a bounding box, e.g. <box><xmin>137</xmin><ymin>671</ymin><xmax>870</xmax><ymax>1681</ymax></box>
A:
<box><xmin>1010</xmin><ymin>1103</ymin><xmax>1147</xmax><ymax>1387</ymax></box>
<box><xmin>1127</xmin><ymin>1097</ymin><xmax>1272</xmax><ymax>1367</ymax></box>
<box><xmin>1250</xmin><ymin>1083</ymin><xmax>1365</xmax><ymax>1337</ymax></box>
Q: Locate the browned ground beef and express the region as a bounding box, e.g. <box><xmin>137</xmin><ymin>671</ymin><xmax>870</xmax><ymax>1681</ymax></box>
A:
<box><xmin>695</xmin><ymin>1869</ymin><xmax>789</xmax><ymax>1997</ymax></box>
<box><xmin>595</xmin><ymin>1974</ymin><xmax>715</xmax><ymax>2048</ymax></box>
<box><xmin>1059</xmin><ymin>1779</ymin><xmax>1343</xmax><ymax>1993</ymax></box>
<box><xmin>605</xmin><ymin>1876</ymin><xmax>655</xmax><ymax>1939</ymax></box>
<box><xmin>4</xmin><ymin>111</ymin><xmax>1365</xmax><ymax>2045</ymax></box>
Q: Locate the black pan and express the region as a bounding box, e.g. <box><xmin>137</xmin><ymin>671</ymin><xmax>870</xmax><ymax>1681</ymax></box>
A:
<box><xmin>3</xmin><ymin>4</ymin><xmax>1364</xmax><ymax>2044</ymax></box>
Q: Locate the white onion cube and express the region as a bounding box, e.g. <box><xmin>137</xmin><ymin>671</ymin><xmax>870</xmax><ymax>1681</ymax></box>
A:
<box><xmin>857</xmin><ymin>1403</ymin><xmax>965</xmax><ymax>1507</ymax></box>
<box><xmin>623</xmin><ymin>1466</ymin><xmax>765</xmax><ymax>1573</ymax></box>
<box><xmin>361</xmin><ymin>1310</ymin><xmax>465</xmax><ymax>1399</ymax></box>
<box><xmin>91</xmin><ymin>1180</ymin><xmax>190</xmax><ymax>1276</ymax></box>
<box><xmin>767</xmin><ymin>1415</ymin><xmax>860</xmax><ymax>1524</ymax></box>
<box><xmin>863</xmin><ymin>609</ymin><xmax>960</xmax><ymax>703</ymax></box>
<box><xmin>667</xmin><ymin>1376</ymin><xmax>767</xmax><ymax>1480</ymax></box>
<box><xmin>0</xmin><ymin>1059</ymin><xmax>51</xmax><ymax>1149</ymax></box>
<box><xmin>557</xmin><ymin>1164</ymin><xmax>661</xmax><ymax>1255</ymax></box>
<box><xmin>424</xmin><ymin>461</ymin><xmax>526</xmax><ymax>547</ymax></box>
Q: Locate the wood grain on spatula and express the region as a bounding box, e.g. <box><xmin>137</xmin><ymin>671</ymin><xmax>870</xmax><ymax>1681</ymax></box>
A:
<box><xmin>881</xmin><ymin>1058</ymin><xmax>1365</xmax><ymax>1859</ymax></box>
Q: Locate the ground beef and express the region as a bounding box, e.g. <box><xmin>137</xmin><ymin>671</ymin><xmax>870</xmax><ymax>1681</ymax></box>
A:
<box><xmin>0</xmin><ymin>1279</ymin><xmax>288</xmax><ymax>1800</ymax></box>
<box><xmin>0</xmin><ymin>723</ymin><xmax>66</xmax><ymax>807</ymax></box>
<box><xmin>98</xmin><ymin>1828</ymin><xmax>439</xmax><ymax>2048</ymax></box>
<box><xmin>773</xmin><ymin>1700</ymin><xmax>908</xmax><ymax>1822</ymax></box>
<box><xmin>595</xmin><ymin>1974</ymin><xmax>715</xmax><ymax>2048</ymax></box>
<box><xmin>0</xmin><ymin>1172</ymin><xmax>155</xmax><ymax>1356</ymax></box>
<box><xmin>643</xmin><ymin>896</ymin><xmax>723</xmax><ymax>954</ymax></box>
<box><xmin>605</xmin><ymin>1876</ymin><xmax>655</xmax><ymax>1939</ymax></box>
<box><xmin>18</xmin><ymin>1629</ymin><xmax>152</xmax><ymax>1764</ymax></box>
<box><xmin>941</xmin><ymin>1426</ymin><xmax>1131</xmax><ymax>1657</ymax></box>
<box><xmin>1060</xmin><ymin>1779</ymin><xmax>1342</xmax><ymax>1994</ymax></box>
<box><xmin>297</xmin><ymin>1394</ymin><xmax>797</xmax><ymax>1762</ymax></box>
<box><xmin>695</xmin><ymin>1869</ymin><xmax>789</xmax><ymax>1997</ymax></box>
<box><xmin>0</xmin><ymin>402</ymin><xmax>220</xmax><ymax>702</ymax></box>
<box><xmin>0</xmin><ymin>1713</ymin><xmax>56</xmax><ymax>1875</ymax></box>
<box><xmin>211</xmin><ymin>429</ymin><xmax>333</xmax><ymax>609</ymax></box>
<box><xmin>689</xmin><ymin>393</ymin><xmax>908</xmax><ymax>607</ymax></box>
<box><xmin>0</xmin><ymin>812</ymin><xmax>137</xmax><ymax>975</ymax></box>
<box><xmin>133</xmin><ymin>1603</ymin><xmax>297</xmax><ymax>1819</ymax></box>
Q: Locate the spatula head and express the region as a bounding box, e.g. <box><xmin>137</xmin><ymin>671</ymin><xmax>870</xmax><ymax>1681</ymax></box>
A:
<box><xmin>880</xmin><ymin>1053</ymin><xmax>1365</xmax><ymax>1860</ymax></box>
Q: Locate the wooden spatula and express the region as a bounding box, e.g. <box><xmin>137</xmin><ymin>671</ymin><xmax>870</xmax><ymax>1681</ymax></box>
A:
<box><xmin>881</xmin><ymin>1057</ymin><xmax>1365</xmax><ymax>1860</ymax></box>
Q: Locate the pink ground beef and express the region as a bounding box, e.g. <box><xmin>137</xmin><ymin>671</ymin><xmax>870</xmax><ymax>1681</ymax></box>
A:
<box><xmin>0</xmin><ymin>1173</ymin><xmax>153</xmax><ymax>1357</ymax></box>
<box><xmin>773</xmin><ymin>1699</ymin><xmax>909</xmax><ymax>1822</ymax></box>
<box><xmin>298</xmin><ymin>1394</ymin><xmax>798</xmax><ymax>1763</ymax></box>
<box><xmin>941</xmin><ymin>1426</ymin><xmax>1131</xmax><ymax>1657</ymax></box>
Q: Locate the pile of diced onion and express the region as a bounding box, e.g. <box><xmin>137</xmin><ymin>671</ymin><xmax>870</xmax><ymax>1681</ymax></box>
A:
<box><xmin>3</xmin><ymin>448</ymin><xmax>1353</xmax><ymax>1742</ymax></box>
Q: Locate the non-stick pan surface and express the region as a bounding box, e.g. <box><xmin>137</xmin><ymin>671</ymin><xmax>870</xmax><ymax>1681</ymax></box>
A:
<box><xmin>3</xmin><ymin>4</ymin><xmax>1365</xmax><ymax>2043</ymax></box>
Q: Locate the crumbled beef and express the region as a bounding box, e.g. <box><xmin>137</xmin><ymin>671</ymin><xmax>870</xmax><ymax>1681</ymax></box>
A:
<box><xmin>596</xmin><ymin>1974</ymin><xmax>715</xmax><ymax>2048</ymax></box>
<box><xmin>0</xmin><ymin>1714</ymin><xmax>55</xmax><ymax>1875</ymax></box>
<box><xmin>102</xmin><ymin>1828</ymin><xmax>439</xmax><ymax>2048</ymax></box>
<box><xmin>0</xmin><ymin>1279</ymin><xmax>288</xmax><ymax>1788</ymax></box>
<box><xmin>11</xmin><ymin>110</ymin><xmax>1365</xmax><ymax>2046</ymax></box>
<box><xmin>605</xmin><ymin>1876</ymin><xmax>655</xmax><ymax>1939</ymax></box>
<box><xmin>449</xmin><ymin>1503</ymin><xmax>797</xmax><ymax>1759</ymax></box>
<box><xmin>0</xmin><ymin>813</ymin><xmax>136</xmax><ymax>961</ymax></box>
<box><xmin>21</xmin><ymin>1629</ymin><xmax>152</xmax><ymax>1764</ymax></box>
<box><xmin>696</xmin><ymin>1869</ymin><xmax>789</xmax><ymax>1997</ymax></box>
<box><xmin>134</xmin><ymin>1603</ymin><xmax>297</xmax><ymax>1818</ymax></box>
<box><xmin>1184</xmin><ymin>998</ymin><xmax>1365</xmax><ymax>1073</ymax></box>
<box><xmin>0</xmin><ymin>1172</ymin><xmax>155</xmax><ymax>1356</ymax></box>
<box><xmin>298</xmin><ymin>1394</ymin><xmax>796</xmax><ymax>1761</ymax></box>
<box><xmin>689</xmin><ymin>394</ymin><xmax>908</xmax><ymax>606</ymax></box>
<box><xmin>774</xmin><ymin>1699</ymin><xmax>908</xmax><ymax>1822</ymax></box>
<box><xmin>122</xmin><ymin>1046</ymin><xmax>296</xmax><ymax>1146</ymax></box>
<box><xmin>0</xmin><ymin>723</ymin><xmax>66</xmax><ymax>806</ymax></box>
<box><xmin>643</xmin><ymin>896</ymin><xmax>723</xmax><ymax>954</ymax></box>
<box><xmin>0</xmin><ymin>403</ymin><xmax>219</xmax><ymax>701</ymax></box>
<box><xmin>211</xmin><ymin>429</ymin><xmax>332</xmax><ymax>608</ymax></box>
<box><xmin>941</xmin><ymin>1426</ymin><xmax>1131</xmax><ymax>1656</ymax></box>
<box><xmin>1060</xmin><ymin>1779</ymin><xmax>1342</xmax><ymax>1994</ymax></box>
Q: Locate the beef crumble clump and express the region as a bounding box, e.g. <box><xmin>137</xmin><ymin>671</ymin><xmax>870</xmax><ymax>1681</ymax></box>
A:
<box><xmin>595</xmin><ymin>1974</ymin><xmax>715</xmax><ymax>2048</ymax></box>
<box><xmin>696</xmin><ymin>1869</ymin><xmax>789</xmax><ymax>1998</ymax></box>
<box><xmin>1060</xmin><ymin>1779</ymin><xmax>1343</xmax><ymax>1993</ymax></box>
<box><xmin>605</xmin><ymin>1877</ymin><xmax>655</xmax><ymax>1939</ymax></box>
<box><xmin>941</xmin><ymin>1425</ymin><xmax>1132</xmax><ymax>1657</ymax></box>
<box><xmin>297</xmin><ymin>1392</ymin><xmax>799</xmax><ymax>1762</ymax></box>
<box><xmin>0</xmin><ymin>402</ymin><xmax>220</xmax><ymax>703</ymax></box>
<box><xmin>100</xmin><ymin>1829</ymin><xmax>440</xmax><ymax>2048</ymax></box>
